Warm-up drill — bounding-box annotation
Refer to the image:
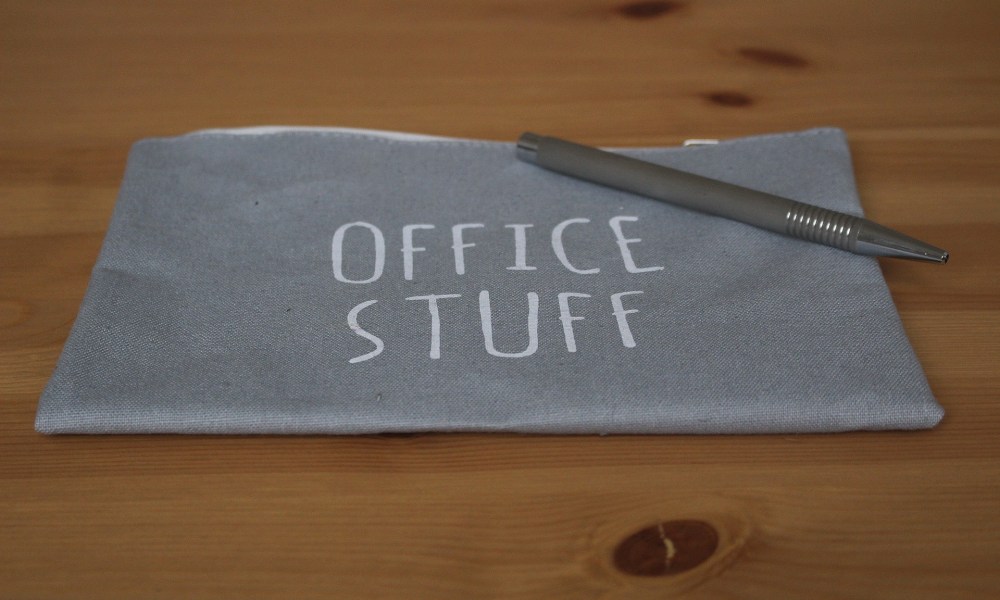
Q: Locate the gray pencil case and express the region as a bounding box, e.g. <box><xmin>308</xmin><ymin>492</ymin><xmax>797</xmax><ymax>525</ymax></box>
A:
<box><xmin>36</xmin><ymin>127</ymin><xmax>944</xmax><ymax>434</ymax></box>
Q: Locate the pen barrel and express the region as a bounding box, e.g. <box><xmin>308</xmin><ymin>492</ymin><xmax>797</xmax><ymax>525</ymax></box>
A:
<box><xmin>784</xmin><ymin>201</ymin><xmax>861</xmax><ymax>252</ymax></box>
<box><xmin>528</xmin><ymin>135</ymin><xmax>793</xmax><ymax>226</ymax></box>
<box><xmin>528</xmin><ymin>135</ymin><xmax>853</xmax><ymax>242</ymax></box>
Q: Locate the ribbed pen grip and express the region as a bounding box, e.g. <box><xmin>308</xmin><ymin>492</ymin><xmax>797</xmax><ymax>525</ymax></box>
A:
<box><xmin>784</xmin><ymin>201</ymin><xmax>861</xmax><ymax>251</ymax></box>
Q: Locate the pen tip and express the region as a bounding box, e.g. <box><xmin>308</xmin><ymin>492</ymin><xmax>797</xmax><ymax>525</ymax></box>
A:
<box><xmin>857</xmin><ymin>223</ymin><xmax>949</xmax><ymax>263</ymax></box>
<box><xmin>910</xmin><ymin>246</ymin><xmax>949</xmax><ymax>264</ymax></box>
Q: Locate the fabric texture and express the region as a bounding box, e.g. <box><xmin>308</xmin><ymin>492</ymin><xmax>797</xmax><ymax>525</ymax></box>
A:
<box><xmin>36</xmin><ymin>127</ymin><xmax>944</xmax><ymax>434</ymax></box>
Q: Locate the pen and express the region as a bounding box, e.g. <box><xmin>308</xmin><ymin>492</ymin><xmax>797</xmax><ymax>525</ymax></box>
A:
<box><xmin>515</xmin><ymin>132</ymin><xmax>948</xmax><ymax>263</ymax></box>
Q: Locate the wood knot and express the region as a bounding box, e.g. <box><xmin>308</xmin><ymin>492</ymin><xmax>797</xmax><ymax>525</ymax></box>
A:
<box><xmin>704</xmin><ymin>91</ymin><xmax>753</xmax><ymax>107</ymax></box>
<box><xmin>617</xmin><ymin>1</ymin><xmax>684</xmax><ymax>19</ymax></box>
<box><xmin>738</xmin><ymin>47</ymin><xmax>810</xmax><ymax>68</ymax></box>
<box><xmin>613</xmin><ymin>520</ymin><xmax>719</xmax><ymax>577</ymax></box>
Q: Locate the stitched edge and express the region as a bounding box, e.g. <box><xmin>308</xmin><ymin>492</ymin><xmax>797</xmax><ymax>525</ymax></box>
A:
<box><xmin>142</xmin><ymin>127</ymin><xmax>845</xmax><ymax>153</ymax></box>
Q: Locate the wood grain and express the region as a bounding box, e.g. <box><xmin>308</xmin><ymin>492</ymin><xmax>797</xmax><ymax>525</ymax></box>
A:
<box><xmin>2</xmin><ymin>1</ymin><xmax>998</xmax><ymax>597</ymax></box>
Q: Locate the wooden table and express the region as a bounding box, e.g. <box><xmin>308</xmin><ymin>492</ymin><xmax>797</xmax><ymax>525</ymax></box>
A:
<box><xmin>3</xmin><ymin>1</ymin><xmax>998</xmax><ymax>597</ymax></box>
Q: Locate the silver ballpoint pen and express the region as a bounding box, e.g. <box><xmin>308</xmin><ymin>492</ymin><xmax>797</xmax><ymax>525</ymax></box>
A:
<box><xmin>515</xmin><ymin>132</ymin><xmax>948</xmax><ymax>263</ymax></box>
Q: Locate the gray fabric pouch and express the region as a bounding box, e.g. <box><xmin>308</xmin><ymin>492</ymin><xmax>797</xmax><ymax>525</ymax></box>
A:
<box><xmin>36</xmin><ymin>127</ymin><xmax>944</xmax><ymax>434</ymax></box>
